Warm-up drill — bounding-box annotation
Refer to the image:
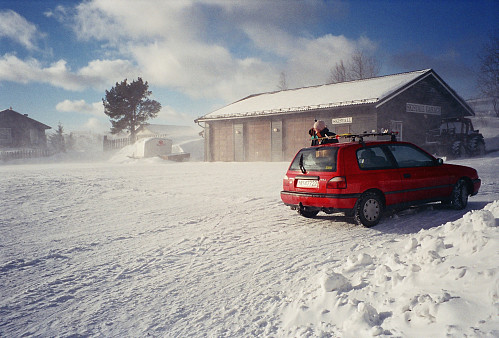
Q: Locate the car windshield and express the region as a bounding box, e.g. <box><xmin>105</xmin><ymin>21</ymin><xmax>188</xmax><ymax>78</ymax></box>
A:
<box><xmin>289</xmin><ymin>147</ymin><xmax>338</xmax><ymax>172</ymax></box>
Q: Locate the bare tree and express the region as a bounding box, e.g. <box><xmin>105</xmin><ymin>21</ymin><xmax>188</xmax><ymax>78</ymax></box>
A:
<box><xmin>277</xmin><ymin>71</ymin><xmax>288</xmax><ymax>90</ymax></box>
<box><xmin>350</xmin><ymin>50</ymin><xmax>381</xmax><ymax>80</ymax></box>
<box><xmin>328</xmin><ymin>60</ymin><xmax>348</xmax><ymax>84</ymax></box>
<box><xmin>328</xmin><ymin>50</ymin><xmax>381</xmax><ymax>84</ymax></box>
<box><xmin>477</xmin><ymin>31</ymin><xmax>499</xmax><ymax>117</ymax></box>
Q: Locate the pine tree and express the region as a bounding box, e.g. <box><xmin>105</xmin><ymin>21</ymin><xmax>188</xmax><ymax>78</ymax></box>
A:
<box><xmin>49</xmin><ymin>122</ymin><xmax>65</xmax><ymax>153</ymax></box>
<box><xmin>102</xmin><ymin>78</ymin><xmax>162</xmax><ymax>139</ymax></box>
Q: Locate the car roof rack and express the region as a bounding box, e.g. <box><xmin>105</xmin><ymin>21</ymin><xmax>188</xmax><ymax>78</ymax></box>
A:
<box><xmin>313</xmin><ymin>131</ymin><xmax>399</xmax><ymax>145</ymax></box>
<box><xmin>338</xmin><ymin>131</ymin><xmax>399</xmax><ymax>144</ymax></box>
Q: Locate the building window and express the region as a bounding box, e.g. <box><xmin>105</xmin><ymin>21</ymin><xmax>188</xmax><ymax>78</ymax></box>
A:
<box><xmin>0</xmin><ymin>128</ymin><xmax>12</xmax><ymax>145</ymax></box>
<box><xmin>335</xmin><ymin>125</ymin><xmax>350</xmax><ymax>135</ymax></box>
<box><xmin>30</xmin><ymin>129</ymin><xmax>39</xmax><ymax>144</ymax></box>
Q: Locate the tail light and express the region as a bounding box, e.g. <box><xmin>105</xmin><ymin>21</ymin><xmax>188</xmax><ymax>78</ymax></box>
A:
<box><xmin>327</xmin><ymin>176</ymin><xmax>346</xmax><ymax>189</ymax></box>
<box><xmin>283</xmin><ymin>175</ymin><xmax>290</xmax><ymax>188</ymax></box>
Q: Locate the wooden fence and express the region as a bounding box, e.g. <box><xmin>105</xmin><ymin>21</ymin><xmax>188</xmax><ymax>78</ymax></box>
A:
<box><xmin>0</xmin><ymin>148</ymin><xmax>51</xmax><ymax>161</ymax></box>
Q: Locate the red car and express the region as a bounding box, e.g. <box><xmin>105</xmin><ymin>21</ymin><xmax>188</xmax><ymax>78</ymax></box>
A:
<box><xmin>281</xmin><ymin>133</ymin><xmax>481</xmax><ymax>227</ymax></box>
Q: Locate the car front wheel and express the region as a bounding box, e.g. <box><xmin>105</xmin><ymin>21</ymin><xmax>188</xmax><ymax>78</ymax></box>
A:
<box><xmin>354</xmin><ymin>192</ymin><xmax>383</xmax><ymax>227</ymax></box>
<box><xmin>451</xmin><ymin>179</ymin><xmax>468</xmax><ymax>210</ymax></box>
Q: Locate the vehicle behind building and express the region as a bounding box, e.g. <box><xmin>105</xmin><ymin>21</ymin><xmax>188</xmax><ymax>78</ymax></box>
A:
<box><xmin>425</xmin><ymin>117</ymin><xmax>486</xmax><ymax>158</ymax></box>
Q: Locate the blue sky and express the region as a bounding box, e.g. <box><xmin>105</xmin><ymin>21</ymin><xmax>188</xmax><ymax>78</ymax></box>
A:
<box><xmin>0</xmin><ymin>0</ymin><xmax>497</xmax><ymax>133</ymax></box>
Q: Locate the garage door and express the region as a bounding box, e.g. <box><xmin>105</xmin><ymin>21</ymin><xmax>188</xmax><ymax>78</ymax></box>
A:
<box><xmin>246</xmin><ymin>120</ymin><xmax>271</xmax><ymax>161</ymax></box>
<box><xmin>210</xmin><ymin>122</ymin><xmax>234</xmax><ymax>161</ymax></box>
<box><xmin>283</xmin><ymin>117</ymin><xmax>311</xmax><ymax>160</ymax></box>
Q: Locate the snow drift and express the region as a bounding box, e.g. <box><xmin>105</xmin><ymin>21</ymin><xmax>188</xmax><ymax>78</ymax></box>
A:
<box><xmin>282</xmin><ymin>201</ymin><xmax>498</xmax><ymax>337</ymax></box>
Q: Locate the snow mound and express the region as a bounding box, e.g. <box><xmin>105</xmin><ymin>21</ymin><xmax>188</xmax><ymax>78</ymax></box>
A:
<box><xmin>108</xmin><ymin>137</ymin><xmax>204</xmax><ymax>163</ymax></box>
<box><xmin>281</xmin><ymin>200</ymin><xmax>499</xmax><ymax>337</ymax></box>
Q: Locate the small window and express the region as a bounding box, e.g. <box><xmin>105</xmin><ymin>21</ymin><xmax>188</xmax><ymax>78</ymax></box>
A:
<box><xmin>290</xmin><ymin>147</ymin><xmax>338</xmax><ymax>172</ymax></box>
<box><xmin>0</xmin><ymin>128</ymin><xmax>12</xmax><ymax>145</ymax></box>
<box><xmin>357</xmin><ymin>146</ymin><xmax>391</xmax><ymax>170</ymax></box>
<box><xmin>388</xmin><ymin>144</ymin><xmax>436</xmax><ymax>168</ymax></box>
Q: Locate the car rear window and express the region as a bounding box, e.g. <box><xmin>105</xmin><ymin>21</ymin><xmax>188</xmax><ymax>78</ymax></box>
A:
<box><xmin>289</xmin><ymin>147</ymin><xmax>338</xmax><ymax>172</ymax></box>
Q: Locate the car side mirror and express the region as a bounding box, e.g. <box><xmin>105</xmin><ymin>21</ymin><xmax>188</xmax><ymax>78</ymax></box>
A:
<box><xmin>436</xmin><ymin>158</ymin><xmax>444</xmax><ymax>165</ymax></box>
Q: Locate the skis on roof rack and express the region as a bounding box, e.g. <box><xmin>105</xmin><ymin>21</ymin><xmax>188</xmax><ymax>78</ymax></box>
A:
<box><xmin>312</xmin><ymin>131</ymin><xmax>399</xmax><ymax>143</ymax></box>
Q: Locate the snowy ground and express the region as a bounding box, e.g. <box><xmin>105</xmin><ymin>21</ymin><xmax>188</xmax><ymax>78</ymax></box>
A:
<box><xmin>1</xmin><ymin>146</ymin><xmax>498</xmax><ymax>336</ymax></box>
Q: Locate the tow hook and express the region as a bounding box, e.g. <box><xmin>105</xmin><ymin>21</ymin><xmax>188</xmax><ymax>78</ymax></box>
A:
<box><xmin>298</xmin><ymin>203</ymin><xmax>304</xmax><ymax>213</ymax></box>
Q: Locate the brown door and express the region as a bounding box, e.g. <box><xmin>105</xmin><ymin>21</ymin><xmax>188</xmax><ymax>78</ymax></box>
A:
<box><xmin>210</xmin><ymin>122</ymin><xmax>234</xmax><ymax>161</ymax></box>
<box><xmin>283</xmin><ymin>117</ymin><xmax>311</xmax><ymax>160</ymax></box>
<box><xmin>246</xmin><ymin>120</ymin><xmax>271</xmax><ymax>161</ymax></box>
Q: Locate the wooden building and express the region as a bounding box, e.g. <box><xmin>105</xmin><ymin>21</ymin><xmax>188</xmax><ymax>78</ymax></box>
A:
<box><xmin>195</xmin><ymin>69</ymin><xmax>473</xmax><ymax>162</ymax></box>
<box><xmin>0</xmin><ymin>108</ymin><xmax>51</xmax><ymax>149</ymax></box>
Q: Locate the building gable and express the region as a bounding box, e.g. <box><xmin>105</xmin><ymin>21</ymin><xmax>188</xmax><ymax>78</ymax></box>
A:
<box><xmin>375</xmin><ymin>70</ymin><xmax>473</xmax><ymax>116</ymax></box>
<box><xmin>0</xmin><ymin>109</ymin><xmax>51</xmax><ymax>130</ymax></box>
<box><xmin>0</xmin><ymin>108</ymin><xmax>51</xmax><ymax>148</ymax></box>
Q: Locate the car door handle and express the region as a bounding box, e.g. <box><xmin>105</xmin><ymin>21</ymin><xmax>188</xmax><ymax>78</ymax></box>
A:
<box><xmin>403</xmin><ymin>173</ymin><xmax>411</xmax><ymax>179</ymax></box>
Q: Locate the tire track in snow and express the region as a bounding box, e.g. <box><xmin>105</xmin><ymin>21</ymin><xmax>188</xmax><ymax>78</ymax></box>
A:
<box><xmin>1</xmin><ymin>161</ymin><xmax>493</xmax><ymax>336</ymax></box>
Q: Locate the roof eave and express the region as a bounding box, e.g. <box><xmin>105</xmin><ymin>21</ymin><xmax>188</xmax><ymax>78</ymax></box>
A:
<box><xmin>195</xmin><ymin>100</ymin><xmax>376</xmax><ymax>123</ymax></box>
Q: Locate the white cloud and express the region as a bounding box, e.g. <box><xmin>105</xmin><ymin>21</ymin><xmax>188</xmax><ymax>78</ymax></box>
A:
<box><xmin>0</xmin><ymin>54</ymin><xmax>138</xmax><ymax>91</ymax></box>
<box><xmin>1</xmin><ymin>1</ymin><xmax>377</xmax><ymax>103</ymax></box>
<box><xmin>73</xmin><ymin>0</ymin><xmax>196</xmax><ymax>43</ymax></box>
<box><xmin>82</xmin><ymin>117</ymin><xmax>108</xmax><ymax>132</ymax></box>
<box><xmin>77</xmin><ymin>59</ymin><xmax>138</xmax><ymax>89</ymax></box>
<box><xmin>0</xmin><ymin>10</ymin><xmax>43</xmax><ymax>50</ymax></box>
<box><xmin>0</xmin><ymin>55</ymin><xmax>84</xmax><ymax>90</ymax></box>
<box><xmin>56</xmin><ymin>99</ymin><xmax>103</xmax><ymax>116</ymax></box>
<box><xmin>65</xmin><ymin>0</ymin><xmax>374</xmax><ymax>101</ymax></box>
<box><xmin>287</xmin><ymin>34</ymin><xmax>360</xmax><ymax>86</ymax></box>
<box><xmin>130</xmin><ymin>40</ymin><xmax>275</xmax><ymax>101</ymax></box>
<box><xmin>155</xmin><ymin>105</ymin><xmax>196</xmax><ymax>125</ymax></box>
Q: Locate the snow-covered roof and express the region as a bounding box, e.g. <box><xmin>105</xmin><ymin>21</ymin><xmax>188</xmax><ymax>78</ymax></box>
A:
<box><xmin>196</xmin><ymin>69</ymin><xmax>471</xmax><ymax>121</ymax></box>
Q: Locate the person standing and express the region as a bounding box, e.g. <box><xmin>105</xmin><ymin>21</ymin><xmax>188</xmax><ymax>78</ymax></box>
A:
<box><xmin>311</xmin><ymin>120</ymin><xmax>337</xmax><ymax>145</ymax></box>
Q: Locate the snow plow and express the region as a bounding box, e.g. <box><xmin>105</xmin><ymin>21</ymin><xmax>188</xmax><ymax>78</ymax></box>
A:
<box><xmin>159</xmin><ymin>152</ymin><xmax>190</xmax><ymax>162</ymax></box>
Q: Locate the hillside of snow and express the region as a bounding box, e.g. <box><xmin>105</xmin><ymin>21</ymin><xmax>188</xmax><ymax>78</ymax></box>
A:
<box><xmin>1</xmin><ymin>148</ymin><xmax>498</xmax><ymax>336</ymax></box>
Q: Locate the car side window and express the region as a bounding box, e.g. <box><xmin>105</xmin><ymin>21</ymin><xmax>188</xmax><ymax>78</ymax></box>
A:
<box><xmin>387</xmin><ymin>144</ymin><xmax>436</xmax><ymax>168</ymax></box>
<box><xmin>356</xmin><ymin>146</ymin><xmax>392</xmax><ymax>170</ymax></box>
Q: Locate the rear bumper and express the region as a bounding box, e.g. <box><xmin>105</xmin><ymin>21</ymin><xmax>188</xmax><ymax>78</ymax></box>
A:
<box><xmin>280</xmin><ymin>190</ymin><xmax>359</xmax><ymax>211</ymax></box>
<box><xmin>472</xmin><ymin>178</ymin><xmax>481</xmax><ymax>196</ymax></box>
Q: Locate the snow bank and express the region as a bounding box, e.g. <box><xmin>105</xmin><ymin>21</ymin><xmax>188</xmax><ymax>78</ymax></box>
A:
<box><xmin>281</xmin><ymin>201</ymin><xmax>499</xmax><ymax>337</ymax></box>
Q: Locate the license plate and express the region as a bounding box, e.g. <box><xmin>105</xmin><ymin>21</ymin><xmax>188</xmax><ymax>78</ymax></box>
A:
<box><xmin>297</xmin><ymin>179</ymin><xmax>318</xmax><ymax>188</ymax></box>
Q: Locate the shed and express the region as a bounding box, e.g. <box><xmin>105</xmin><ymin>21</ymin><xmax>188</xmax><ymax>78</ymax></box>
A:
<box><xmin>195</xmin><ymin>69</ymin><xmax>473</xmax><ymax>162</ymax></box>
<box><xmin>0</xmin><ymin>108</ymin><xmax>51</xmax><ymax>148</ymax></box>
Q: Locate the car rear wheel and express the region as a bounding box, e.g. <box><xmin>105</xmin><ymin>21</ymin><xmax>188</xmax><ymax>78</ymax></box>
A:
<box><xmin>354</xmin><ymin>192</ymin><xmax>383</xmax><ymax>227</ymax></box>
<box><xmin>451</xmin><ymin>179</ymin><xmax>468</xmax><ymax>210</ymax></box>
